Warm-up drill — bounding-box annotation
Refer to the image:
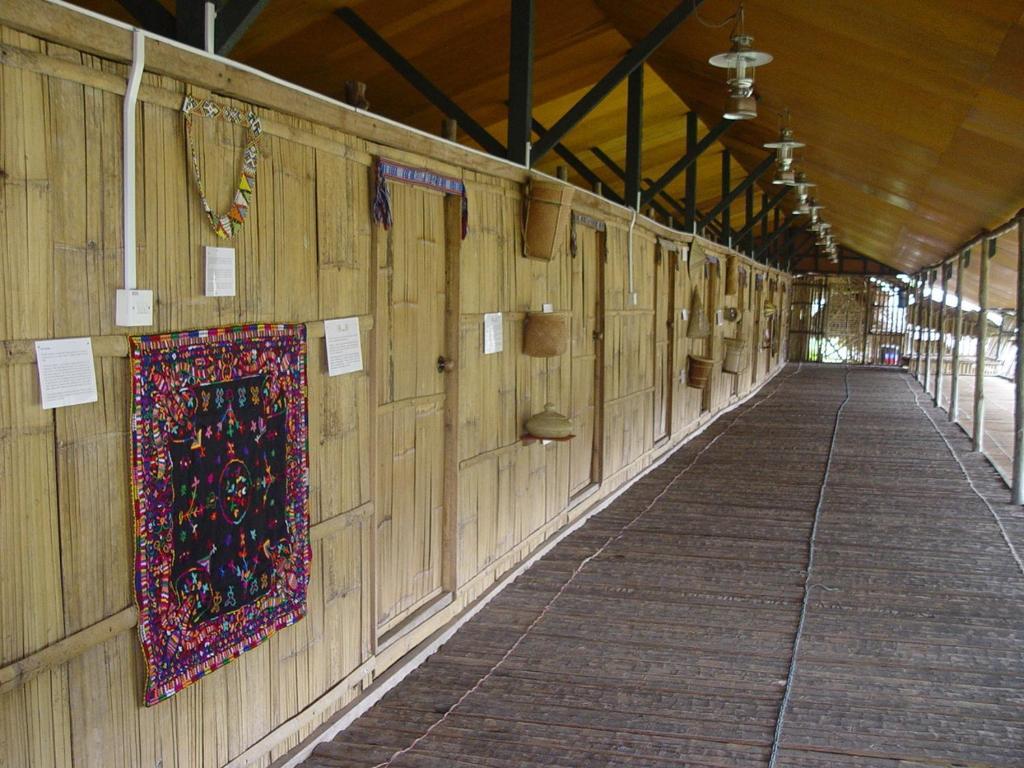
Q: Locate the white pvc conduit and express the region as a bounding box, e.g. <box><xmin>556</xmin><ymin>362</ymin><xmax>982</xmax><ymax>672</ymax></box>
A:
<box><xmin>122</xmin><ymin>27</ymin><xmax>145</xmax><ymax>291</ymax></box>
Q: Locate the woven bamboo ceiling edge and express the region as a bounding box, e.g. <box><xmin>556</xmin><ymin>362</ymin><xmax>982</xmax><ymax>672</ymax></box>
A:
<box><xmin>59</xmin><ymin>0</ymin><xmax>1024</xmax><ymax>308</ymax></box>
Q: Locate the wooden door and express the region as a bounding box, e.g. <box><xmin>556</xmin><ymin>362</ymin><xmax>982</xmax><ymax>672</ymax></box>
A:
<box><xmin>751</xmin><ymin>275</ymin><xmax>762</xmax><ymax>386</ymax></box>
<box><xmin>701</xmin><ymin>260</ymin><xmax>719</xmax><ymax>414</ymax></box>
<box><xmin>568</xmin><ymin>223</ymin><xmax>604</xmax><ymax>497</ymax></box>
<box><xmin>652</xmin><ymin>246</ymin><xmax>675</xmax><ymax>443</ymax></box>
<box><xmin>375</xmin><ymin>183</ymin><xmax>452</xmax><ymax>636</ymax></box>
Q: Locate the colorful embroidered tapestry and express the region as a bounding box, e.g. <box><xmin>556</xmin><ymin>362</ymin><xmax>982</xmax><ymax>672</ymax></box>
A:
<box><xmin>130</xmin><ymin>324</ymin><xmax>310</xmax><ymax>705</ymax></box>
<box><xmin>372</xmin><ymin>157</ymin><xmax>469</xmax><ymax>239</ymax></box>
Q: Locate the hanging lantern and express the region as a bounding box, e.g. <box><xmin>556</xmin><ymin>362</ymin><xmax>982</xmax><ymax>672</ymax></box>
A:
<box><xmin>708</xmin><ymin>6</ymin><xmax>772</xmax><ymax>121</ymax></box>
<box><xmin>764</xmin><ymin>114</ymin><xmax>804</xmax><ymax>185</ymax></box>
<box><xmin>806</xmin><ymin>201</ymin><xmax>824</xmax><ymax>226</ymax></box>
<box><xmin>791</xmin><ymin>171</ymin><xmax>815</xmax><ymax>203</ymax></box>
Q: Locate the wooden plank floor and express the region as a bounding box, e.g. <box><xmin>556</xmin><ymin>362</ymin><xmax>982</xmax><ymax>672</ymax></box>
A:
<box><xmin>301</xmin><ymin>365</ymin><xmax>1024</xmax><ymax>768</ymax></box>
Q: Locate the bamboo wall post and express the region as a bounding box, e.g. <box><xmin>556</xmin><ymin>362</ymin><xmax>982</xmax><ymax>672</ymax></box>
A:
<box><xmin>1014</xmin><ymin>222</ymin><xmax>1024</xmax><ymax>503</ymax></box>
<box><xmin>950</xmin><ymin>250</ymin><xmax>965</xmax><ymax>422</ymax></box>
<box><xmin>974</xmin><ymin>239</ymin><xmax>991</xmax><ymax>451</ymax></box>
<box><xmin>442</xmin><ymin>118</ymin><xmax>458</xmax><ymax>141</ymax></box>
<box><xmin>934</xmin><ymin>265</ymin><xmax>947</xmax><ymax>406</ymax></box>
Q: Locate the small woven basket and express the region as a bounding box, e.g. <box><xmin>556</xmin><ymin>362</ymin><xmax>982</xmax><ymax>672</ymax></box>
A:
<box><xmin>523</xmin><ymin>313</ymin><xmax>568</xmax><ymax>357</ymax></box>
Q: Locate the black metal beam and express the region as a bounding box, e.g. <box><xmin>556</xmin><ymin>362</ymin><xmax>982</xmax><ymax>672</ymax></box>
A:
<box><xmin>531</xmin><ymin>0</ymin><xmax>704</xmax><ymax>162</ymax></box>
<box><xmin>624</xmin><ymin>66</ymin><xmax>644</xmax><ymax>210</ymax></box>
<box><xmin>115</xmin><ymin>0</ymin><xmax>175</xmax><ymax>37</ymax></box>
<box><xmin>761</xmin><ymin>191</ymin><xmax>769</xmax><ymax>240</ymax></box>
<box><xmin>644</xmin><ymin>116</ymin><xmax>730</xmax><ymax>208</ymax></box>
<box><xmin>699</xmin><ymin>152</ymin><xmax>776</xmax><ymax>232</ymax></box>
<box><xmin>216</xmin><ymin>0</ymin><xmax>270</xmax><ymax>55</ymax></box>
<box><xmin>755</xmin><ymin>216</ymin><xmax>796</xmax><ymax>262</ymax></box>
<box><xmin>589</xmin><ymin>147</ymin><xmax>674</xmax><ymax>222</ymax></box>
<box><xmin>732</xmin><ymin>186</ymin><xmax>788</xmax><ymax>244</ymax></box>
<box><xmin>648</xmin><ymin>177</ymin><xmax>686</xmax><ymax>220</ymax></box>
<box><xmin>531</xmin><ymin>120</ymin><xmax>624</xmax><ymax>205</ymax></box>
<box><xmin>744</xmin><ymin>185</ymin><xmax>755</xmax><ymax>253</ymax></box>
<box><xmin>335</xmin><ymin>8</ymin><xmax>506</xmax><ymax>157</ymax></box>
<box><xmin>719</xmin><ymin>149</ymin><xmax>731</xmax><ymax>239</ymax></box>
<box><xmin>176</xmin><ymin>0</ymin><xmax>205</xmax><ymax>49</ymax></box>
<box><xmin>684</xmin><ymin>111</ymin><xmax>698</xmax><ymax>230</ymax></box>
<box><xmin>507</xmin><ymin>0</ymin><xmax>534</xmax><ymax>165</ymax></box>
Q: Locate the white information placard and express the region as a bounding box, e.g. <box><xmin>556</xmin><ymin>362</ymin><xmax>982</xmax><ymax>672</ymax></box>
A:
<box><xmin>715</xmin><ymin>309</ymin><xmax>724</xmax><ymax>326</ymax></box>
<box><xmin>324</xmin><ymin>317</ymin><xmax>363</xmax><ymax>376</ymax></box>
<box><xmin>205</xmin><ymin>246</ymin><xmax>236</xmax><ymax>297</ymax></box>
<box><xmin>35</xmin><ymin>337</ymin><xmax>99</xmax><ymax>409</ymax></box>
<box><xmin>483</xmin><ymin>312</ymin><xmax>504</xmax><ymax>354</ymax></box>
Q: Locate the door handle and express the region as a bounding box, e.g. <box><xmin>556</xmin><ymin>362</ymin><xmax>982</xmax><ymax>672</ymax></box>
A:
<box><xmin>437</xmin><ymin>355</ymin><xmax>455</xmax><ymax>374</ymax></box>
<box><xmin>592</xmin><ymin>330</ymin><xmax>604</xmax><ymax>341</ymax></box>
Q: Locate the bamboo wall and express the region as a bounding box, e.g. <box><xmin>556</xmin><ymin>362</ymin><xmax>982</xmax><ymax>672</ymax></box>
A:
<box><xmin>0</xmin><ymin>4</ymin><xmax>791</xmax><ymax>767</ymax></box>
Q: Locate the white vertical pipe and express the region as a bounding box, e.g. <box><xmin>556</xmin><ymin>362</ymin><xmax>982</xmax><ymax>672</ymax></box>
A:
<box><xmin>626</xmin><ymin>192</ymin><xmax>639</xmax><ymax>305</ymax></box>
<box><xmin>122</xmin><ymin>28</ymin><xmax>145</xmax><ymax>291</ymax></box>
<box><xmin>204</xmin><ymin>2</ymin><xmax>217</xmax><ymax>54</ymax></box>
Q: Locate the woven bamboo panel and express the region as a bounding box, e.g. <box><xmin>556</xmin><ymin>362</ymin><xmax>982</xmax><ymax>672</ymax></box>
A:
<box><xmin>0</xmin><ymin>14</ymin><xmax>791</xmax><ymax>768</ymax></box>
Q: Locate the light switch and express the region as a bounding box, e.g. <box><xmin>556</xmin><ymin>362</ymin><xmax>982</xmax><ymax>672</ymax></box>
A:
<box><xmin>116</xmin><ymin>289</ymin><xmax>154</xmax><ymax>327</ymax></box>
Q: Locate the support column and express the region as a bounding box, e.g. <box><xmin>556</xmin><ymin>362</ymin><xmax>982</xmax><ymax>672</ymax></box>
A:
<box><xmin>1014</xmin><ymin>223</ymin><xmax>1024</xmax><ymax>503</ymax></box>
<box><xmin>949</xmin><ymin>250</ymin><xmax>965</xmax><ymax>422</ymax></box>
<box><xmin>974</xmin><ymin>238</ymin><xmax>992</xmax><ymax>451</ymax></box>
<box><xmin>684</xmin><ymin>112</ymin><xmax>697</xmax><ymax>231</ymax></box>
<box><xmin>924</xmin><ymin>270</ymin><xmax>934</xmax><ymax>392</ymax></box>
<box><xmin>934</xmin><ymin>265</ymin><xmax>947</xmax><ymax>405</ymax></box>
<box><xmin>921</xmin><ymin>274</ymin><xmax>929</xmax><ymax>380</ymax></box>
<box><xmin>506</xmin><ymin>0</ymin><xmax>534</xmax><ymax>165</ymax></box>
<box><xmin>624</xmin><ymin>65</ymin><xmax>644</xmax><ymax>210</ymax></box>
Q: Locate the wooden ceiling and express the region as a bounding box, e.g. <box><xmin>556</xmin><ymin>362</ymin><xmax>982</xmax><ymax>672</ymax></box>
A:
<box><xmin>65</xmin><ymin>0</ymin><xmax>1024</xmax><ymax>306</ymax></box>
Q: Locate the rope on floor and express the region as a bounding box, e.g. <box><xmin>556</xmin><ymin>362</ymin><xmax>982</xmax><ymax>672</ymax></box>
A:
<box><xmin>903</xmin><ymin>375</ymin><xmax>1024</xmax><ymax>579</ymax></box>
<box><xmin>767</xmin><ymin>364</ymin><xmax>851</xmax><ymax>768</ymax></box>
<box><xmin>369</xmin><ymin>365</ymin><xmax>806</xmax><ymax>768</ymax></box>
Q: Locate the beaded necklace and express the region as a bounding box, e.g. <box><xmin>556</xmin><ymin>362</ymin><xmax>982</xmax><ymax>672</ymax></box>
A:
<box><xmin>182</xmin><ymin>95</ymin><xmax>262</xmax><ymax>239</ymax></box>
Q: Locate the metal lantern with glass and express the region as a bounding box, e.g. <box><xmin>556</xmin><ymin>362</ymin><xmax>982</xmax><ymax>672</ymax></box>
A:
<box><xmin>708</xmin><ymin>5</ymin><xmax>772</xmax><ymax>120</ymax></box>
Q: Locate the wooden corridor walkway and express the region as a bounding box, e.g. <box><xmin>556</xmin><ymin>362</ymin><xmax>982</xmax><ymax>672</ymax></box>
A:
<box><xmin>300</xmin><ymin>365</ymin><xmax>1024</xmax><ymax>768</ymax></box>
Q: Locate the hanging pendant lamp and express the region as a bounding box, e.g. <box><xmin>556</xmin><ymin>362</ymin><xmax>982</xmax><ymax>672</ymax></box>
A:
<box><xmin>764</xmin><ymin>112</ymin><xmax>804</xmax><ymax>185</ymax></box>
<box><xmin>806</xmin><ymin>201</ymin><xmax>824</xmax><ymax>226</ymax></box>
<box><xmin>708</xmin><ymin>5</ymin><xmax>772</xmax><ymax>120</ymax></box>
<box><xmin>791</xmin><ymin>171</ymin><xmax>815</xmax><ymax>203</ymax></box>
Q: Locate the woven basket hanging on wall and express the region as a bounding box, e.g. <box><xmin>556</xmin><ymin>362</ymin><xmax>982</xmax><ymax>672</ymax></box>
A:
<box><xmin>523</xmin><ymin>313</ymin><xmax>568</xmax><ymax>357</ymax></box>
<box><xmin>687</xmin><ymin>287</ymin><xmax>711</xmax><ymax>338</ymax></box>
<box><xmin>725</xmin><ymin>254</ymin><xmax>739</xmax><ymax>296</ymax></box>
<box><xmin>523</xmin><ymin>178</ymin><xmax>575</xmax><ymax>260</ymax></box>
